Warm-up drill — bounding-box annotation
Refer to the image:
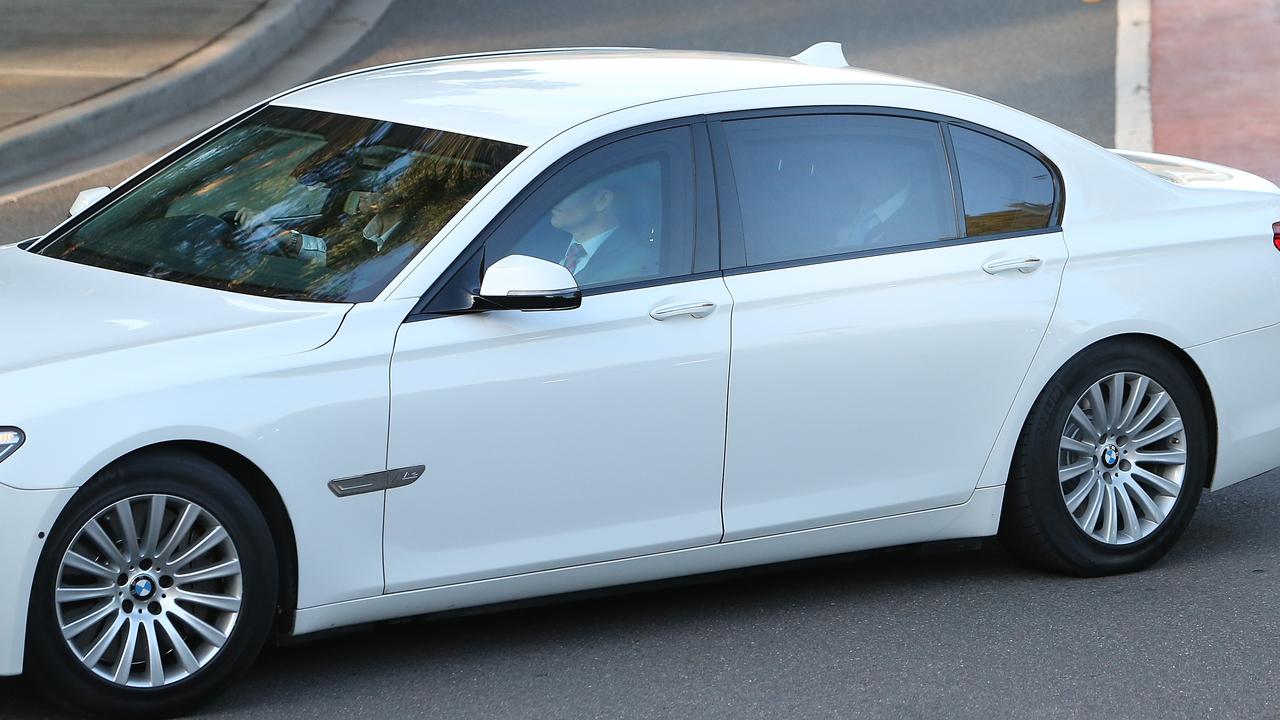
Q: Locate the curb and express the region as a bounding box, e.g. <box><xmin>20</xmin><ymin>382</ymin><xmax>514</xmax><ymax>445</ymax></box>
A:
<box><xmin>0</xmin><ymin>0</ymin><xmax>339</xmax><ymax>188</ymax></box>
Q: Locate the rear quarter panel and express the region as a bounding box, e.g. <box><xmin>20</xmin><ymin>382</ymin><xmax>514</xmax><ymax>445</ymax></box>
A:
<box><xmin>977</xmin><ymin>154</ymin><xmax>1280</xmax><ymax>491</ymax></box>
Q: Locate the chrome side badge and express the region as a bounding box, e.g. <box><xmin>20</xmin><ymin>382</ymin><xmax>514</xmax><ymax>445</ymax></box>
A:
<box><xmin>328</xmin><ymin>465</ymin><xmax>425</xmax><ymax>497</ymax></box>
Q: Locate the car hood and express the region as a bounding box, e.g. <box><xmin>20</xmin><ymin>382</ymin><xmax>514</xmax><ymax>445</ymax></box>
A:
<box><xmin>0</xmin><ymin>246</ymin><xmax>351</xmax><ymax>374</ymax></box>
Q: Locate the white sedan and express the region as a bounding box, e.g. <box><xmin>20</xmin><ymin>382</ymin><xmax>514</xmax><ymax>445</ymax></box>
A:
<box><xmin>4</xmin><ymin>43</ymin><xmax>1279</xmax><ymax>717</ymax></box>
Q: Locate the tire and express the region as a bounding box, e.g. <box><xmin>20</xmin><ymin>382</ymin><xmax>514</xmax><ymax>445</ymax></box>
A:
<box><xmin>1000</xmin><ymin>340</ymin><xmax>1209</xmax><ymax>576</ymax></box>
<box><xmin>25</xmin><ymin>450</ymin><xmax>278</xmax><ymax>718</ymax></box>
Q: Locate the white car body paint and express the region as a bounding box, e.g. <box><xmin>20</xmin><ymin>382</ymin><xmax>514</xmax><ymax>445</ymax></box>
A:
<box><xmin>719</xmin><ymin>231</ymin><xmax>1068</xmax><ymax>539</ymax></box>
<box><xmin>2</xmin><ymin>48</ymin><xmax>1279</xmax><ymax>676</ymax></box>
<box><xmin>385</xmin><ymin>277</ymin><xmax>734</xmax><ymax>592</ymax></box>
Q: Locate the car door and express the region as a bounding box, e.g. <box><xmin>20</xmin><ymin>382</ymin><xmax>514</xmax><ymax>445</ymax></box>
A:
<box><xmin>382</xmin><ymin>123</ymin><xmax>732</xmax><ymax>593</ymax></box>
<box><xmin>711</xmin><ymin>111</ymin><xmax>1067</xmax><ymax>540</ymax></box>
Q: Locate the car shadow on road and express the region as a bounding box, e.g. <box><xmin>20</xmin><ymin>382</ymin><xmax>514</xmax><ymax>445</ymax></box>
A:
<box><xmin>4</xmin><ymin>472</ymin><xmax>1277</xmax><ymax>719</ymax></box>
<box><xmin>0</xmin><ymin>538</ymin><xmax>1030</xmax><ymax>718</ymax></box>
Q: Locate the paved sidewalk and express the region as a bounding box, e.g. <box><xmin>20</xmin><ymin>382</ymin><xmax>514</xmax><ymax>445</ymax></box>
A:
<box><xmin>1151</xmin><ymin>0</ymin><xmax>1280</xmax><ymax>183</ymax></box>
<box><xmin>0</xmin><ymin>0</ymin><xmax>264</xmax><ymax>132</ymax></box>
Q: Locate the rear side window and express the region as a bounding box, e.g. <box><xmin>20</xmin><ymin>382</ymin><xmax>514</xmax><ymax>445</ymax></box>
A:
<box><xmin>722</xmin><ymin>114</ymin><xmax>958</xmax><ymax>266</ymax></box>
<box><xmin>950</xmin><ymin>125</ymin><xmax>1056</xmax><ymax>236</ymax></box>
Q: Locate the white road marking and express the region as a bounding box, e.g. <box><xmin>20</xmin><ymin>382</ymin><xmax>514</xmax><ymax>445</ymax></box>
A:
<box><xmin>1114</xmin><ymin>0</ymin><xmax>1153</xmax><ymax>151</ymax></box>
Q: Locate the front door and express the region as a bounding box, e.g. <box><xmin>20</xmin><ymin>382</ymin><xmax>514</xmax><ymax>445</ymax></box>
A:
<box><xmin>383</xmin><ymin>124</ymin><xmax>731</xmax><ymax>592</ymax></box>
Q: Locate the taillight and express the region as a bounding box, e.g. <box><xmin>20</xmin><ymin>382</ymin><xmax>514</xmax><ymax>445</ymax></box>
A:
<box><xmin>1274</xmin><ymin>222</ymin><xmax>1280</xmax><ymax>252</ymax></box>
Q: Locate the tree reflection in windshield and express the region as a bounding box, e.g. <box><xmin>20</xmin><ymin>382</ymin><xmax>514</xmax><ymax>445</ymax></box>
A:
<box><xmin>38</xmin><ymin>106</ymin><xmax>524</xmax><ymax>303</ymax></box>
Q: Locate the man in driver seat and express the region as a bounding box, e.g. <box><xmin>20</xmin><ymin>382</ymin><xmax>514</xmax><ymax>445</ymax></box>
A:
<box><xmin>544</xmin><ymin>173</ymin><xmax>659</xmax><ymax>287</ymax></box>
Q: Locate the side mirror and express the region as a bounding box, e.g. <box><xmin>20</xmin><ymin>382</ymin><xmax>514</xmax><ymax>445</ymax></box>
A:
<box><xmin>69</xmin><ymin>186</ymin><xmax>111</xmax><ymax>217</ymax></box>
<box><xmin>474</xmin><ymin>254</ymin><xmax>581</xmax><ymax>312</ymax></box>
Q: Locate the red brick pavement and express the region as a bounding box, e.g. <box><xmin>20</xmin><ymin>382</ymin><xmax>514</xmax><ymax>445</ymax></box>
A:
<box><xmin>1151</xmin><ymin>0</ymin><xmax>1280</xmax><ymax>183</ymax></box>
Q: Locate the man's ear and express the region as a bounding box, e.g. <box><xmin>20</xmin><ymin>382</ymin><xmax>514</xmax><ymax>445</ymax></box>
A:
<box><xmin>593</xmin><ymin>189</ymin><xmax>614</xmax><ymax>213</ymax></box>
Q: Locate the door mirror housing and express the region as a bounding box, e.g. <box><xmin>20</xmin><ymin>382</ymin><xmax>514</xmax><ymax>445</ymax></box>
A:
<box><xmin>69</xmin><ymin>186</ymin><xmax>111</xmax><ymax>217</ymax></box>
<box><xmin>474</xmin><ymin>254</ymin><xmax>581</xmax><ymax>312</ymax></box>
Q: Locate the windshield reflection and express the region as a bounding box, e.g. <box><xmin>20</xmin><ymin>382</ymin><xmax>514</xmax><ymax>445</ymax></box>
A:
<box><xmin>38</xmin><ymin>106</ymin><xmax>524</xmax><ymax>303</ymax></box>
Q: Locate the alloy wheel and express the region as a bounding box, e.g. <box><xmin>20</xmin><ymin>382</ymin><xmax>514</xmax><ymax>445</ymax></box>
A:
<box><xmin>53</xmin><ymin>494</ymin><xmax>243</xmax><ymax>687</ymax></box>
<box><xmin>1058</xmin><ymin>372</ymin><xmax>1188</xmax><ymax>545</ymax></box>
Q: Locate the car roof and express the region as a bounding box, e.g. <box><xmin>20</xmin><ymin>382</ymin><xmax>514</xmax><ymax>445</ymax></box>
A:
<box><xmin>271</xmin><ymin>47</ymin><xmax>936</xmax><ymax>147</ymax></box>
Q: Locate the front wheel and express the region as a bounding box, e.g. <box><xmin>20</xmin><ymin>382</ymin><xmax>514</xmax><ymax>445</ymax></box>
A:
<box><xmin>26</xmin><ymin>451</ymin><xmax>278</xmax><ymax>718</ymax></box>
<box><xmin>1000</xmin><ymin>341</ymin><xmax>1209</xmax><ymax>576</ymax></box>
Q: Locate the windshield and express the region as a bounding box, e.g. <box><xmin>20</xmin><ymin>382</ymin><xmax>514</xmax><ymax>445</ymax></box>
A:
<box><xmin>36</xmin><ymin>106</ymin><xmax>524</xmax><ymax>302</ymax></box>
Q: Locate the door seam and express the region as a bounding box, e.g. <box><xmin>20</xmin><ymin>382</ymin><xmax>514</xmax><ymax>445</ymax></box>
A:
<box><xmin>718</xmin><ymin>275</ymin><xmax>735</xmax><ymax>543</ymax></box>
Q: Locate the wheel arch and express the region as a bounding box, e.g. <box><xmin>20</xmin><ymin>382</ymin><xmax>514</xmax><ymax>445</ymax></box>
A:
<box><xmin>1128</xmin><ymin>334</ymin><xmax>1218</xmax><ymax>488</ymax></box>
<box><xmin>59</xmin><ymin>440</ymin><xmax>300</xmax><ymax>634</ymax></box>
<box><xmin>1016</xmin><ymin>332</ymin><xmax>1219</xmax><ymax>489</ymax></box>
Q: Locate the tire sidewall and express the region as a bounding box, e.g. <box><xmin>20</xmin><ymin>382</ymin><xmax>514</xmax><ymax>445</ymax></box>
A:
<box><xmin>1018</xmin><ymin>343</ymin><xmax>1208</xmax><ymax>574</ymax></box>
<box><xmin>26</xmin><ymin>451</ymin><xmax>277</xmax><ymax>719</ymax></box>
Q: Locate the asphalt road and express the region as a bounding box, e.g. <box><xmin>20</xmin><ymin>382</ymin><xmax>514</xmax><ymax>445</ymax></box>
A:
<box><xmin>19</xmin><ymin>3</ymin><xmax>1265</xmax><ymax>719</ymax></box>
<box><xmin>0</xmin><ymin>0</ymin><xmax>1116</xmax><ymax>244</ymax></box>
<box><xmin>331</xmin><ymin>0</ymin><xmax>1116</xmax><ymax>143</ymax></box>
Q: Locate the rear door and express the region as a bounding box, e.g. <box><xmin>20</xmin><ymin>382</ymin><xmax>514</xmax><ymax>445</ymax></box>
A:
<box><xmin>712</xmin><ymin>111</ymin><xmax>1068</xmax><ymax>540</ymax></box>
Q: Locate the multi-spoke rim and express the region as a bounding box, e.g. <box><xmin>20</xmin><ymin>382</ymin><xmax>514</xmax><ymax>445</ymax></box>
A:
<box><xmin>1058</xmin><ymin>372</ymin><xmax>1188</xmax><ymax>545</ymax></box>
<box><xmin>54</xmin><ymin>494</ymin><xmax>242</xmax><ymax>688</ymax></box>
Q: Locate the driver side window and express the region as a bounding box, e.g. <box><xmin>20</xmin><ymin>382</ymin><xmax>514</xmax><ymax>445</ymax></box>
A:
<box><xmin>423</xmin><ymin>125</ymin><xmax>698</xmax><ymax>313</ymax></box>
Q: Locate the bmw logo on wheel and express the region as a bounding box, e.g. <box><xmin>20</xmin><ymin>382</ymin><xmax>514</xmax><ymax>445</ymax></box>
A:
<box><xmin>130</xmin><ymin>576</ymin><xmax>156</xmax><ymax>601</ymax></box>
<box><xmin>1102</xmin><ymin>445</ymin><xmax>1119</xmax><ymax>468</ymax></box>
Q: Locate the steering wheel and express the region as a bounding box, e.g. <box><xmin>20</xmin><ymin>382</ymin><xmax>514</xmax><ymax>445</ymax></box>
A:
<box><xmin>215</xmin><ymin>211</ymin><xmax>300</xmax><ymax>257</ymax></box>
<box><xmin>216</xmin><ymin>210</ymin><xmax>251</xmax><ymax>250</ymax></box>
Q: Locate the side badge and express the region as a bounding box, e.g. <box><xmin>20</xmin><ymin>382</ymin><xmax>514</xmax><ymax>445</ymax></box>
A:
<box><xmin>386</xmin><ymin>466</ymin><xmax>423</xmax><ymax>489</ymax></box>
<box><xmin>328</xmin><ymin>465</ymin><xmax>426</xmax><ymax>498</ymax></box>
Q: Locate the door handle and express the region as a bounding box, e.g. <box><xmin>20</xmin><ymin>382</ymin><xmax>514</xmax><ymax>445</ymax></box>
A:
<box><xmin>650</xmin><ymin>300</ymin><xmax>717</xmax><ymax>321</ymax></box>
<box><xmin>982</xmin><ymin>256</ymin><xmax>1043</xmax><ymax>275</ymax></box>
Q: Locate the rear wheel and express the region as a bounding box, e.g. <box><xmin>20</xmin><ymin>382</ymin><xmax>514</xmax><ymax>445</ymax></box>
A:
<box><xmin>26</xmin><ymin>450</ymin><xmax>277</xmax><ymax>718</ymax></box>
<box><xmin>1000</xmin><ymin>341</ymin><xmax>1208</xmax><ymax>575</ymax></box>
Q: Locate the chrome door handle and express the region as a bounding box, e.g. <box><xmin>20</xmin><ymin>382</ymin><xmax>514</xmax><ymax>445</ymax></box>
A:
<box><xmin>650</xmin><ymin>301</ymin><xmax>717</xmax><ymax>321</ymax></box>
<box><xmin>982</xmin><ymin>256</ymin><xmax>1043</xmax><ymax>275</ymax></box>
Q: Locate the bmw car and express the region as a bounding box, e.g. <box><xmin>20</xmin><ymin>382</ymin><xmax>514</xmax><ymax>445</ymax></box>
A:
<box><xmin>4</xmin><ymin>43</ymin><xmax>1280</xmax><ymax>717</ymax></box>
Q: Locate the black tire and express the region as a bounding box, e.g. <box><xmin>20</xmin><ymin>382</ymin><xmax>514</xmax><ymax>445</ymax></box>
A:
<box><xmin>1000</xmin><ymin>340</ymin><xmax>1209</xmax><ymax>576</ymax></box>
<box><xmin>25</xmin><ymin>450</ymin><xmax>278</xmax><ymax>718</ymax></box>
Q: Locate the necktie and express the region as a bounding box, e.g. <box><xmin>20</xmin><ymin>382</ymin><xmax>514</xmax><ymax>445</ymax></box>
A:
<box><xmin>562</xmin><ymin>242</ymin><xmax>588</xmax><ymax>274</ymax></box>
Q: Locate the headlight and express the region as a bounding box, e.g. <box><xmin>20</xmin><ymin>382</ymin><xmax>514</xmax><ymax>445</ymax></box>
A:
<box><xmin>0</xmin><ymin>427</ymin><xmax>24</xmax><ymax>463</ymax></box>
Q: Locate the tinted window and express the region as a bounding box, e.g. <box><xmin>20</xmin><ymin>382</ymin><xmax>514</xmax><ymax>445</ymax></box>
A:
<box><xmin>427</xmin><ymin>126</ymin><xmax>697</xmax><ymax>311</ymax></box>
<box><xmin>722</xmin><ymin>115</ymin><xmax>958</xmax><ymax>266</ymax></box>
<box><xmin>950</xmin><ymin>125</ymin><xmax>1056</xmax><ymax>236</ymax></box>
<box><xmin>38</xmin><ymin>106</ymin><xmax>523</xmax><ymax>302</ymax></box>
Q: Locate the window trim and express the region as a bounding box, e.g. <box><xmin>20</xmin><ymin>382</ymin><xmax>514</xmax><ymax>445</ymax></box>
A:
<box><xmin>706</xmin><ymin>105</ymin><xmax>1065</xmax><ymax>276</ymax></box>
<box><xmin>407</xmin><ymin>116</ymin><xmax>718</xmax><ymax>321</ymax></box>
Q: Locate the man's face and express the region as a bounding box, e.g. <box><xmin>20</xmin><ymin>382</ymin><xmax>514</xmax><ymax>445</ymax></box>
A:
<box><xmin>550</xmin><ymin>185</ymin><xmax>610</xmax><ymax>233</ymax></box>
